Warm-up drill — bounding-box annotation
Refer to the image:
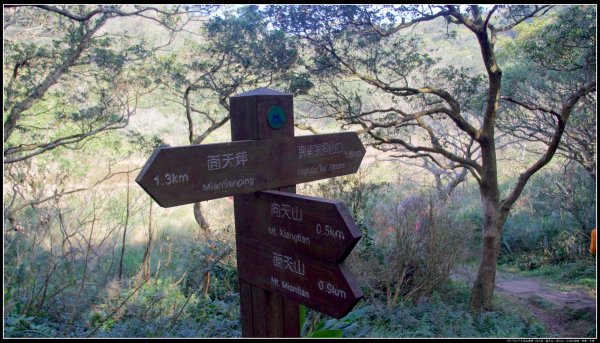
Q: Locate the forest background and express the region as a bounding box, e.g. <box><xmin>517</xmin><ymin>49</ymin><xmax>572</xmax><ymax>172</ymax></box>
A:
<box><xmin>3</xmin><ymin>4</ymin><xmax>596</xmax><ymax>338</ymax></box>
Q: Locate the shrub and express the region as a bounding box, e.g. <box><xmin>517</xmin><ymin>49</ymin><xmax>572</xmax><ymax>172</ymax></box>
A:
<box><xmin>500</xmin><ymin>163</ymin><xmax>595</xmax><ymax>265</ymax></box>
<box><xmin>348</xmin><ymin>188</ymin><xmax>473</xmax><ymax>309</ymax></box>
<box><xmin>316</xmin><ymin>280</ymin><xmax>549</xmax><ymax>338</ymax></box>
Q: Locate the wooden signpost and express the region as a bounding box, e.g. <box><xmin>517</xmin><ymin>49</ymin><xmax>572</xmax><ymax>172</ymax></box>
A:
<box><xmin>236</xmin><ymin>235</ymin><xmax>363</xmax><ymax>319</ymax></box>
<box><xmin>136</xmin><ymin>88</ymin><xmax>365</xmax><ymax>337</ymax></box>
<box><xmin>235</xmin><ymin>190</ymin><xmax>361</xmax><ymax>263</ymax></box>
<box><xmin>135</xmin><ymin>132</ymin><xmax>365</xmax><ymax>207</ymax></box>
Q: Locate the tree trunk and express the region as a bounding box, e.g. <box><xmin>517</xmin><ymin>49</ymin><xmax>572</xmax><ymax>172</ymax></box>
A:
<box><xmin>192</xmin><ymin>202</ymin><xmax>211</xmax><ymax>292</ymax></box>
<box><xmin>193</xmin><ymin>202</ymin><xmax>210</xmax><ymax>231</ymax></box>
<box><xmin>118</xmin><ymin>170</ymin><xmax>131</xmax><ymax>281</ymax></box>
<box><xmin>470</xmin><ymin>193</ymin><xmax>508</xmax><ymax>311</ymax></box>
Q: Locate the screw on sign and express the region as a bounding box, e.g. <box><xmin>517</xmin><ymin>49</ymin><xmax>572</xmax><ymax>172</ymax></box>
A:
<box><xmin>135</xmin><ymin>88</ymin><xmax>365</xmax><ymax>337</ymax></box>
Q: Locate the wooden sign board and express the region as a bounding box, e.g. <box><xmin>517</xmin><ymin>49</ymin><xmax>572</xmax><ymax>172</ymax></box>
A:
<box><xmin>137</xmin><ymin>88</ymin><xmax>365</xmax><ymax>336</ymax></box>
<box><xmin>236</xmin><ymin>190</ymin><xmax>361</xmax><ymax>263</ymax></box>
<box><xmin>136</xmin><ymin>132</ymin><xmax>365</xmax><ymax>207</ymax></box>
<box><xmin>236</xmin><ymin>235</ymin><xmax>363</xmax><ymax>319</ymax></box>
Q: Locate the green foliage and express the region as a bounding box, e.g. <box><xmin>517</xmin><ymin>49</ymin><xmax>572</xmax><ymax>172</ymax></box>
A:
<box><xmin>125</xmin><ymin>130</ymin><xmax>169</xmax><ymax>153</ymax></box>
<box><xmin>433</xmin><ymin>65</ymin><xmax>486</xmax><ymax>111</ymax></box>
<box><xmin>281</xmin><ymin>72</ymin><xmax>315</xmax><ymax>96</ymax></box>
<box><xmin>206</xmin><ymin>6</ymin><xmax>298</xmax><ymax>75</ymax></box>
<box><xmin>527</xmin><ymin>295</ymin><xmax>555</xmax><ymax>309</ymax></box>
<box><xmin>320</xmin><ymin>281</ymin><xmax>548</xmax><ymax>338</ymax></box>
<box><xmin>4</xmin><ymin>314</ymin><xmax>58</xmax><ymax>338</ymax></box>
<box><xmin>90</xmin><ymin>279</ymin><xmax>240</xmax><ymax>338</ymax></box>
<box><xmin>302</xmin><ymin>307</ymin><xmax>367</xmax><ymax>337</ymax></box>
<box><xmin>162</xmin><ymin>4</ymin><xmax>299</xmax><ymax>94</ymax></box>
<box><xmin>503</xmin><ymin>6</ymin><xmax>595</xmax><ymax>76</ymax></box>
<box><xmin>4</xmin><ymin>5</ymin><xmax>163</xmax><ymax>164</ymax></box>
<box><xmin>182</xmin><ymin>238</ymin><xmax>235</xmax><ymax>297</ymax></box>
<box><xmin>500</xmin><ymin>164</ymin><xmax>595</xmax><ymax>267</ymax></box>
<box><xmin>498</xmin><ymin>258</ymin><xmax>596</xmax><ymax>291</ymax></box>
<box><xmin>497</xmin><ymin>6</ymin><xmax>596</xmax><ymax>178</ymax></box>
<box><xmin>559</xmin><ymin>259</ymin><xmax>596</xmax><ymax>284</ymax></box>
<box><xmin>564</xmin><ymin>308</ymin><xmax>593</xmax><ymax>321</ymax></box>
<box><xmin>304</xmin><ymin>171</ymin><xmax>476</xmax><ymax>308</ymax></box>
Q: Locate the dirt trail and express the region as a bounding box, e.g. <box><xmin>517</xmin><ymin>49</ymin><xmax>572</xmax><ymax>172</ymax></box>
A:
<box><xmin>453</xmin><ymin>268</ymin><xmax>596</xmax><ymax>338</ymax></box>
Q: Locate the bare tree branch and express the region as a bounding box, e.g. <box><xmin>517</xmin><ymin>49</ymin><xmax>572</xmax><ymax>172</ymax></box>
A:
<box><xmin>501</xmin><ymin>96</ymin><xmax>561</xmax><ymax>118</ymax></box>
<box><xmin>500</xmin><ymin>81</ymin><xmax>596</xmax><ymax>212</ymax></box>
<box><xmin>6</xmin><ymin>163</ymin><xmax>142</xmax><ymax>218</ymax></box>
<box><xmin>4</xmin><ymin>115</ymin><xmax>130</xmax><ymax>164</ymax></box>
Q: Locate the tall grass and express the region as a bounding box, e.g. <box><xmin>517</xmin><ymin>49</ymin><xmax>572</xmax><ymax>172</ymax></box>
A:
<box><xmin>3</xmin><ymin>170</ymin><xmax>239</xmax><ymax>337</ymax></box>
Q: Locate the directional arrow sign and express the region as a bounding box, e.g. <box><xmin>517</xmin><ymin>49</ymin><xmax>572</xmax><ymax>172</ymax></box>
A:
<box><xmin>136</xmin><ymin>132</ymin><xmax>365</xmax><ymax>207</ymax></box>
<box><xmin>236</xmin><ymin>235</ymin><xmax>363</xmax><ymax>319</ymax></box>
<box><xmin>236</xmin><ymin>190</ymin><xmax>361</xmax><ymax>263</ymax></box>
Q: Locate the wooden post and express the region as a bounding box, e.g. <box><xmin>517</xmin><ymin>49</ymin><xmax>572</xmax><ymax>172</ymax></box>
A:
<box><xmin>230</xmin><ymin>88</ymin><xmax>300</xmax><ymax>337</ymax></box>
<box><xmin>136</xmin><ymin>87</ymin><xmax>365</xmax><ymax>337</ymax></box>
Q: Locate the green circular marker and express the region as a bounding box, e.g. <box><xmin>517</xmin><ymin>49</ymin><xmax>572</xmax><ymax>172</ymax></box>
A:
<box><xmin>267</xmin><ymin>106</ymin><xmax>286</xmax><ymax>130</ymax></box>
